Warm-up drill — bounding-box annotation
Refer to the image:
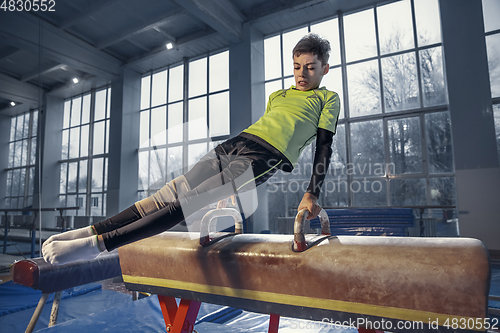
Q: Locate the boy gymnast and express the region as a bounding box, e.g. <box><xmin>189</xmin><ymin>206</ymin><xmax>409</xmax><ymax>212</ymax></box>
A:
<box><xmin>43</xmin><ymin>33</ymin><xmax>340</xmax><ymax>265</ymax></box>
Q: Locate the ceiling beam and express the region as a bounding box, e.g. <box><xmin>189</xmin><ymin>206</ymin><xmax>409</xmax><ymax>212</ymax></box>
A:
<box><xmin>0</xmin><ymin>72</ymin><xmax>41</xmax><ymax>109</ymax></box>
<box><xmin>169</xmin><ymin>0</ymin><xmax>244</xmax><ymax>43</ymax></box>
<box><xmin>0</xmin><ymin>12</ymin><xmax>122</xmax><ymax>81</ymax></box>
<box><xmin>96</xmin><ymin>10</ymin><xmax>184</xmax><ymax>50</ymax></box>
<box><xmin>59</xmin><ymin>0</ymin><xmax>122</xmax><ymax>30</ymax></box>
<box><xmin>21</xmin><ymin>64</ymin><xmax>65</xmax><ymax>82</ymax></box>
<box><xmin>125</xmin><ymin>29</ymin><xmax>217</xmax><ymax>67</ymax></box>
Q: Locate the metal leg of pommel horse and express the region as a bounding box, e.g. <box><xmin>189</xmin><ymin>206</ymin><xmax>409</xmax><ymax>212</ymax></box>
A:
<box><xmin>158</xmin><ymin>295</ymin><xmax>201</xmax><ymax>333</ymax></box>
<box><xmin>24</xmin><ymin>291</ymin><xmax>63</xmax><ymax>333</ymax></box>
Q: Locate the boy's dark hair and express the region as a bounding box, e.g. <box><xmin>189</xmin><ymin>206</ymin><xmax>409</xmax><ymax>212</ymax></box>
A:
<box><xmin>292</xmin><ymin>33</ymin><xmax>331</xmax><ymax>66</ymax></box>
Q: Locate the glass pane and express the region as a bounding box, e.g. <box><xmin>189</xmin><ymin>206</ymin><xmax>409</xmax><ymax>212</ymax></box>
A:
<box><xmin>6</xmin><ymin>170</ymin><xmax>12</xmax><ymax>196</ymax></box>
<box><xmin>352</xmin><ymin>179</ymin><xmax>387</xmax><ymax>206</ymax></box>
<box><xmin>71</xmin><ymin>97</ymin><xmax>81</xmax><ymax>127</ymax></box>
<box><xmin>104</xmin><ymin>158</ymin><xmax>108</xmax><ymax>191</ymax></box>
<box><xmin>168</xmin><ymin>65</ymin><xmax>184</xmax><ymax>103</ymax></box>
<box><xmin>92</xmin><ymin>158</ymin><xmax>103</xmax><ymax>192</ymax></box>
<box><xmin>10</xmin><ymin>116</ymin><xmax>16</xmax><ymax>142</ymax></box>
<box><xmin>168</xmin><ymin>102</ymin><xmax>183</xmax><ymax>144</ymax></box>
<box><xmin>151</xmin><ymin>106</ymin><xmax>167</xmax><ymax>146</ymax></box>
<box><xmin>21</xmin><ymin>139</ymin><xmax>28</xmax><ymax>166</ymax></box>
<box><xmin>284</xmin><ymin>76</ymin><xmax>294</xmax><ymax>88</ymax></box>
<box><xmin>320</xmin><ymin>67</ymin><xmax>343</xmax><ymax>119</ymax></box>
<box><xmin>69</xmin><ymin>127</ymin><xmax>80</xmax><ymax>159</ymax></box>
<box><xmin>94</xmin><ymin>89</ymin><xmax>107</xmax><ymax>121</ymax></box>
<box><xmin>430</xmin><ymin>177</ymin><xmax>456</xmax><ymax>206</ymax></box>
<box><xmin>311</xmin><ymin>18</ymin><xmax>341</xmax><ymax>66</ymax></box>
<box><xmin>188</xmin><ymin>143</ymin><xmax>207</xmax><ymax>168</ymax></box>
<box><xmin>209</xmin><ymin>51</ymin><xmax>229</xmax><ymax>93</ymax></box>
<box><xmin>344</xmin><ymin>8</ymin><xmax>377</xmax><ymax>62</ymax></box>
<box><xmin>107</xmin><ymin>88</ymin><xmax>111</xmax><ymax>118</ymax></box>
<box><xmin>31</xmin><ymin>110</ymin><xmax>38</xmax><ymax>137</ymax></box>
<box><xmin>152</xmin><ymin>70</ymin><xmax>168</xmax><ymax>107</ymax></box>
<box><xmin>420</xmin><ymin>46</ymin><xmax>447</xmax><ymax>106</ymax></box>
<box><xmin>63</xmin><ymin>101</ymin><xmax>71</xmax><ymax>129</ymax></box>
<box><xmin>79</xmin><ymin>160</ymin><xmax>88</xmax><ymax>193</ymax></box>
<box><xmin>350</xmin><ymin>120</ymin><xmax>385</xmax><ymax>175</ymax></box>
<box><xmin>319</xmin><ymin>180</ymin><xmax>349</xmax><ymax>207</ymax></box>
<box><xmin>105</xmin><ymin>119</ymin><xmax>110</xmax><ymax>154</ymax></box>
<box><xmin>283</xmin><ymin>27</ymin><xmax>308</xmax><ymax>77</ymax></box>
<box><xmin>23</xmin><ymin>113</ymin><xmax>30</xmax><ymax>139</ymax></box>
<box><xmin>483</xmin><ymin>0</ymin><xmax>500</xmax><ymax>32</ymax></box>
<box><xmin>390</xmin><ymin>178</ymin><xmax>426</xmax><ymax>206</ymax></box>
<box><xmin>91</xmin><ymin>194</ymin><xmax>102</xmax><ymax>216</ymax></box>
<box><xmin>414</xmin><ymin>0</ymin><xmax>442</xmax><ymax>46</ymax></box>
<box><xmin>30</xmin><ymin>137</ymin><xmax>37</xmax><ymax>165</ymax></box>
<box><xmin>425</xmin><ymin>112</ymin><xmax>454</xmax><ymax>173</ymax></box>
<box><xmin>209</xmin><ymin>92</ymin><xmax>230</xmax><ymax>137</ymax></box>
<box><xmin>388</xmin><ymin>117</ymin><xmax>422</xmax><ymax>174</ymax></box>
<box><xmin>140</xmin><ymin>110</ymin><xmax>150</xmax><ymax>148</ymax></box>
<box><xmin>486</xmin><ymin>34</ymin><xmax>500</xmax><ymax>98</ymax></box>
<box><xmin>188</xmin><ymin>97</ymin><xmax>207</xmax><ymax>140</ymax></box>
<box><xmin>377</xmin><ymin>0</ymin><xmax>414</xmax><ymax>55</ymax></box>
<box><xmin>149</xmin><ymin>148</ymin><xmax>167</xmax><ymax>189</ymax></box>
<box><xmin>382</xmin><ymin>52</ymin><xmax>420</xmax><ymax>112</ymax></box>
<box><xmin>68</xmin><ymin>162</ymin><xmax>78</xmax><ymax>193</ymax></box>
<box><xmin>328</xmin><ymin>124</ymin><xmax>347</xmax><ymax>178</ymax></box>
<box><xmin>18</xmin><ymin>197</ymin><xmax>24</xmax><ymax>209</ymax></box>
<box><xmin>167</xmin><ymin>146</ymin><xmax>183</xmax><ymax>180</ymax></box>
<box><xmin>59</xmin><ymin>195</ymin><xmax>66</xmax><ymax>208</ymax></box>
<box><xmin>265</xmin><ymin>81</ymin><xmax>282</xmax><ymax>104</ymax></box>
<box><xmin>19</xmin><ymin>168</ymin><xmax>26</xmax><ymax>199</ymax></box>
<box><xmin>15</xmin><ymin>115</ymin><xmax>23</xmax><ymax>140</ymax></box>
<box><xmin>290</xmin><ymin>144</ymin><xmax>312</xmax><ymax>180</ymax></box>
<box><xmin>189</xmin><ymin>58</ymin><xmax>207</xmax><ymax>98</ymax></box>
<box><xmin>8</xmin><ymin>142</ymin><xmax>14</xmax><ymax>168</ymax></box>
<box><xmin>11</xmin><ymin>171</ymin><xmax>19</xmax><ymax>196</ymax></box>
<box><xmin>264</xmin><ymin>35</ymin><xmax>282</xmax><ymax>80</ymax></box>
<box><xmin>493</xmin><ymin>104</ymin><xmax>500</xmax><ymax>165</ymax></box>
<box><xmin>82</xmin><ymin>94</ymin><xmax>91</xmax><ymax>124</ymax></box>
<box><xmin>61</xmin><ymin>129</ymin><xmax>69</xmax><ymax>160</ymax></box>
<box><xmin>141</xmin><ymin>75</ymin><xmax>151</xmax><ymax>110</ymax></box>
<box><xmin>93</xmin><ymin>121</ymin><xmax>105</xmax><ymax>155</ymax></box>
<box><xmin>347</xmin><ymin>60</ymin><xmax>381</xmax><ymax>117</ymax></box>
<box><xmin>11</xmin><ymin>198</ymin><xmax>18</xmax><ymax>210</ymax></box>
<box><xmin>80</xmin><ymin>125</ymin><xmax>89</xmax><ymax>157</ymax></box>
<box><xmin>28</xmin><ymin>167</ymin><xmax>35</xmax><ymax>196</ymax></box>
<box><xmin>103</xmin><ymin>193</ymin><xmax>107</xmax><ymax>216</ymax></box>
<box><xmin>13</xmin><ymin>141</ymin><xmax>21</xmax><ymax>167</ymax></box>
<box><xmin>138</xmin><ymin>151</ymin><xmax>149</xmax><ymax>191</ymax></box>
<box><xmin>60</xmin><ymin>163</ymin><xmax>67</xmax><ymax>194</ymax></box>
<box><xmin>77</xmin><ymin>195</ymin><xmax>86</xmax><ymax>216</ymax></box>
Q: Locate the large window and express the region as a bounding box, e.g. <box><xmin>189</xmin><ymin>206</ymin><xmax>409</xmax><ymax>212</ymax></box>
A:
<box><xmin>265</xmin><ymin>0</ymin><xmax>455</xmax><ymax>227</ymax></box>
<box><xmin>59</xmin><ymin>87</ymin><xmax>111</xmax><ymax>217</ymax></box>
<box><xmin>483</xmin><ymin>0</ymin><xmax>500</xmax><ymax>165</ymax></box>
<box><xmin>138</xmin><ymin>50</ymin><xmax>230</xmax><ymax>199</ymax></box>
<box><xmin>5</xmin><ymin>110</ymin><xmax>38</xmax><ymax>210</ymax></box>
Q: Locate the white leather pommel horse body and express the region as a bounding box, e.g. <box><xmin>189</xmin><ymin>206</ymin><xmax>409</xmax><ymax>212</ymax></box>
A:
<box><xmin>119</xmin><ymin>208</ymin><xmax>491</xmax><ymax>333</ymax></box>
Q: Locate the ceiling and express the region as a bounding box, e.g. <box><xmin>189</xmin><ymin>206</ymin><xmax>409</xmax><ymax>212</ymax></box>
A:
<box><xmin>0</xmin><ymin>0</ymin><xmax>378</xmax><ymax>115</ymax></box>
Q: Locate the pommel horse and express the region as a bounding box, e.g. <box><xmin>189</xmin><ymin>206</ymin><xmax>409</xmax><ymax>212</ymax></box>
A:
<box><xmin>119</xmin><ymin>208</ymin><xmax>492</xmax><ymax>333</ymax></box>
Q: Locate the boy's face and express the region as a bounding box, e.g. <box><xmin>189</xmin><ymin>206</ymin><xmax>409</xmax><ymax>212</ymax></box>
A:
<box><xmin>293</xmin><ymin>52</ymin><xmax>329</xmax><ymax>91</ymax></box>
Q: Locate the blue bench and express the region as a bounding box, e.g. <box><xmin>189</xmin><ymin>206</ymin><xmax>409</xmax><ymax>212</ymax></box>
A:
<box><xmin>309</xmin><ymin>208</ymin><xmax>415</xmax><ymax>236</ymax></box>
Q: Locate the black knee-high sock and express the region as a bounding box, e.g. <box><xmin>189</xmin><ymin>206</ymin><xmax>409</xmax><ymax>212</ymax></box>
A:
<box><xmin>93</xmin><ymin>204</ymin><xmax>141</xmax><ymax>235</ymax></box>
<box><xmin>101</xmin><ymin>200</ymin><xmax>185</xmax><ymax>251</ymax></box>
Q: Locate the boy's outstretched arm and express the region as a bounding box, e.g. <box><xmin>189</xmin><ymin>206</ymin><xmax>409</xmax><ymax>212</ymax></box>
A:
<box><xmin>298</xmin><ymin>128</ymin><xmax>334</xmax><ymax>219</ymax></box>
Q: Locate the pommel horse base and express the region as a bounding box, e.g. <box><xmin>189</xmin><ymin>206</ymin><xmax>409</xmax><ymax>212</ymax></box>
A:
<box><xmin>119</xmin><ymin>209</ymin><xmax>491</xmax><ymax>333</ymax></box>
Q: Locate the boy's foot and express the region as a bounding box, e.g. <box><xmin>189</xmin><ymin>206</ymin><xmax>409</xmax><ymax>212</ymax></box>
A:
<box><xmin>42</xmin><ymin>226</ymin><xmax>94</xmax><ymax>252</ymax></box>
<box><xmin>42</xmin><ymin>236</ymin><xmax>101</xmax><ymax>265</ymax></box>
